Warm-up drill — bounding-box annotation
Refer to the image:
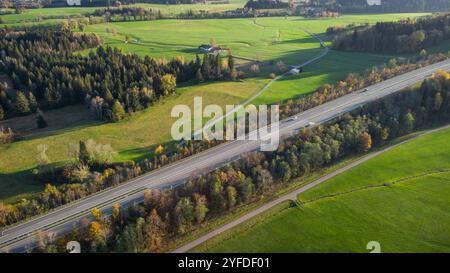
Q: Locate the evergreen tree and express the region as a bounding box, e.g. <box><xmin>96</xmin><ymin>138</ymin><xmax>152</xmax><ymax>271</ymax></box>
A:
<box><xmin>15</xmin><ymin>91</ymin><xmax>30</xmax><ymax>115</ymax></box>
<box><xmin>228</xmin><ymin>55</ymin><xmax>235</xmax><ymax>71</ymax></box>
<box><xmin>111</xmin><ymin>100</ymin><xmax>126</xmax><ymax>122</ymax></box>
<box><xmin>78</xmin><ymin>141</ymin><xmax>91</xmax><ymax>165</ymax></box>
<box><xmin>36</xmin><ymin>112</ymin><xmax>48</xmax><ymax>129</ymax></box>
<box><xmin>193</xmin><ymin>193</ymin><xmax>208</xmax><ymax>224</ymax></box>
<box><xmin>174</xmin><ymin>197</ymin><xmax>195</xmax><ymax>234</ymax></box>
<box><xmin>28</xmin><ymin>92</ymin><xmax>38</xmax><ymax>113</ymax></box>
<box><xmin>195</xmin><ymin>69</ymin><xmax>204</xmax><ymax>83</ymax></box>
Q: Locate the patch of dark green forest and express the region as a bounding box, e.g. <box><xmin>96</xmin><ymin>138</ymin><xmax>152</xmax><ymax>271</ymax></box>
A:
<box><xmin>0</xmin><ymin>29</ymin><xmax>239</xmax><ymax>122</ymax></box>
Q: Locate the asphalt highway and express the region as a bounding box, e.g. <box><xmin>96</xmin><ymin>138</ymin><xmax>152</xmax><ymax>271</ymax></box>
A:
<box><xmin>1</xmin><ymin>58</ymin><xmax>450</xmax><ymax>252</ymax></box>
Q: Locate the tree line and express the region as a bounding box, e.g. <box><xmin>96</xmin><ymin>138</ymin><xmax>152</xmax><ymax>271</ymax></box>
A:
<box><xmin>34</xmin><ymin>68</ymin><xmax>450</xmax><ymax>253</ymax></box>
<box><xmin>338</xmin><ymin>0</ymin><xmax>450</xmax><ymax>13</ymax></box>
<box><xmin>296</xmin><ymin>0</ymin><xmax>450</xmax><ymax>13</ymax></box>
<box><xmin>333</xmin><ymin>14</ymin><xmax>450</xmax><ymax>54</ymax></box>
<box><xmin>279</xmin><ymin>53</ymin><xmax>449</xmax><ymax>119</ymax></box>
<box><xmin>244</xmin><ymin>0</ymin><xmax>288</xmax><ymax>10</ymax></box>
<box><xmin>0</xmin><ymin>29</ymin><xmax>238</xmax><ymax>122</ymax></box>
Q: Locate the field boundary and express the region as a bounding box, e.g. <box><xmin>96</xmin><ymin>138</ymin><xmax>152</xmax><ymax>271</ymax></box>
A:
<box><xmin>301</xmin><ymin>169</ymin><xmax>450</xmax><ymax>205</ymax></box>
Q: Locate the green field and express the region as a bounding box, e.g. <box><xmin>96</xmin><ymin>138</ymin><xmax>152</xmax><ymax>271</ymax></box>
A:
<box><xmin>84</xmin><ymin>14</ymin><xmax>428</xmax><ymax>61</ymax></box>
<box><xmin>83</xmin><ymin>14</ymin><xmax>427</xmax><ymax>101</ymax></box>
<box><xmin>0</xmin><ymin>0</ymin><xmax>247</xmax><ymax>25</ymax></box>
<box><xmin>0</xmin><ymin>13</ymin><xmax>434</xmax><ymax>203</ymax></box>
<box><xmin>0</xmin><ymin>79</ymin><xmax>266</xmax><ymax>202</ymax></box>
<box><xmin>193</xmin><ymin>127</ymin><xmax>450</xmax><ymax>252</ymax></box>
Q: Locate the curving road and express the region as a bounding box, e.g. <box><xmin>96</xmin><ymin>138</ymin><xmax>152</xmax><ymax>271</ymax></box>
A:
<box><xmin>1</xmin><ymin>58</ymin><xmax>450</xmax><ymax>253</ymax></box>
<box><xmin>197</xmin><ymin>25</ymin><xmax>329</xmax><ymax>136</ymax></box>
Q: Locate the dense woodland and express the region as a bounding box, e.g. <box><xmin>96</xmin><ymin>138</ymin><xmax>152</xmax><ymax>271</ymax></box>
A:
<box><xmin>92</xmin><ymin>7</ymin><xmax>164</xmax><ymax>21</ymax></box>
<box><xmin>337</xmin><ymin>0</ymin><xmax>450</xmax><ymax>13</ymax></box>
<box><xmin>29</xmin><ymin>69</ymin><xmax>450</xmax><ymax>253</ymax></box>
<box><xmin>0</xmin><ymin>29</ymin><xmax>237</xmax><ymax>122</ymax></box>
<box><xmin>333</xmin><ymin>14</ymin><xmax>450</xmax><ymax>54</ymax></box>
<box><xmin>301</xmin><ymin>0</ymin><xmax>450</xmax><ymax>13</ymax></box>
<box><xmin>0</xmin><ymin>0</ymin><xmax>205</xmax><ymax>8</ymax></box>
<box><xmin>244</xmin><ymin>0</ymin><xmax>288</xmax><ymax>10</ymax></box>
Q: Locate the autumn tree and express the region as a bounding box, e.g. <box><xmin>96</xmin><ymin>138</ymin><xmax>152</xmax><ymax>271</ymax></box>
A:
<box><xmin>89</xmin><ymin>221</ymin><xmax>102</xmax><ymax>239</ymax></box>
<box><xmin>161</xmin><ymin>74</ymin><xmax>177</xmax><ymax>96</ymax></box>
<box><xmin>144</xmin><ymin>209</ymin><xmax>167</xmax><ymax>252</ymax></box>
<box><xmin>112</xmin><ymin>203</ymin><xmax>121</xmax><ymax>222</ymax></box>
<box><xmin>226</xmin><ymin>186</ymin><xmax>238</xmax><ymax>209</ymax></box>
<box><xmin>359</xmin><ymin>132</ymin><xmax>372</xmax><ymax>153</ymax></box>
<box><xmin>193</xmin><ymin>193</ymin><xmax>208</xmax><ymax>224</ymax></box>
<box><xmin>174</xmin><ymin>197</ymin><xmax>194</xmax><ymax>234</ymax></box>
<box><xmin>111</xmin><ymin>100</ymin><xmax>126</xmax><ymax>122</ymax></box>
<box><xmin>91</xmin><ymin>208</ymin><xmax>103</xmax><ymax>221</ymax></box>
<box><xmin>155</xmin><ymin>144</ymin><xmax>164</xmax><ymax>155</ymax></box>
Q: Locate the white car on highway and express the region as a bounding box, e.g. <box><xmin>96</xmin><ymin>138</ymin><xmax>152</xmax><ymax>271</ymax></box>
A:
<box><xmin>306</xmin><ymin>121</ymin><xmax>315</xmax><ymax>128</ymax></box>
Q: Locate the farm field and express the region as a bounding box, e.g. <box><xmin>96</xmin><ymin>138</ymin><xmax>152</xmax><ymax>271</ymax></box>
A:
<box><xmin>84</xmin><ymin>14</ymin><xmax>428</xmax><ymax>62</ymax></box>
<box><xmin>0</xmin><ymin>13</ymin><xmax>435</xmax><ymax>203</ymax></box>
<box><xmin>0</xmin><ymin>78</ymin><xmax>266</xmax><ymax>202</ymax></box>
<box><xmin>0</xmin><ymin>0</ymin><xmax>247</xmax><ymax>25</ymax></box>
<box><xmin>193</xmin><ymin>126</ymin><xmax>450</xmax><ymax>253</ymax></box>
<box><xmin>83</xmin><ymin>14</ymin><xmax>429</xmax><ymax>102</ymax></box>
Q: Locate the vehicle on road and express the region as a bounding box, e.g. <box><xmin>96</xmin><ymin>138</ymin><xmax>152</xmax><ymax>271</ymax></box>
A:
<box><xmin>306</xmin><ymin>121</ymin><xmax>315</xmax><ymax>128</ymax></box>
<box><xmin>287</xmin><ymin>116</ymin><xmax>298</xmax><ymax>122</ymax></box>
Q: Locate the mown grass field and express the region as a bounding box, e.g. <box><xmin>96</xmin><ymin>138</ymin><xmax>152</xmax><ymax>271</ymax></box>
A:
<box><xmin>0</xmin><ymin>12</ymin><xmax>433</xmax><ymax>203</ymax></box>
<box><xmin>193</xmin><ymin>126</ymin><xmax>450</xmax><ymax>252</ymax></box>
<box><xmin>0</xmin><ymin>78</ymin><xmax>266</xmax><ymax>202</ymax></box>
<box><xmin>84</xmin><ymin>14</ymin><xmax>428</xmax><ymax>62</ymax></box>
<box><xmin>83</xmin><ymin>14</ymin><xmax>427</xmax><ymax>101</ymax></box>
<box><xmin>0</xmin><ymin>0</ymin><xmax>247</xmax><ymax>25</ymax></box>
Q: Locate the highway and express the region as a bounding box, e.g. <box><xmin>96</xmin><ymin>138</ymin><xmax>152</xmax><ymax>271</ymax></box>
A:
<box><xmin>1</xmin><ymin>58</ymin><xmax>450</xmax><ymax>252</ymax></box>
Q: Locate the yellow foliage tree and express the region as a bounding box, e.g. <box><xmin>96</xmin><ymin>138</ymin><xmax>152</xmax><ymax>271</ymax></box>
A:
<box><xmin>91</xmin><ymin>208</ymin><xmax>102</xmax><ymax>221</ymax></box>
<box><xmin>89</xmin><ymin>221</ymin><xmax>102</xmax><ymax>238</ymax></box>
<box><xmin>155</xmin><ymin>144</ymin><xmax>164</xmax><ymax>155</ymax></box>
<box><xmin>112</xmin><ymin>203</ymin><xmax>121</xmax><ymax>220</ymax></box>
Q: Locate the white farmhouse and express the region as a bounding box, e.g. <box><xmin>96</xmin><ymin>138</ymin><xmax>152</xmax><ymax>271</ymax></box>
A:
<box><xmin>367</xmin><ymin>0</ymin><xmax>381</xmax><ymax>6</ymax></box>
<box><xmin>67</xmin><ymin>0</ymin><xmax>81</xmax><ymax>6</ymax></box>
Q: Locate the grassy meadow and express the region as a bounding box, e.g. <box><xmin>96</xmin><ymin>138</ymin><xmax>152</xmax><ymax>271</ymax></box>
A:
<box><xmin>193</xmin><ymin>127</ymin><xmax>450</xmax><ymax>252</ymax></box>
<box><xmin>0</xmin><ymin>0</ymin><xmax>247</xmax><ymax>25</ymax></box>
<box><xmin>84</xmin><ymin>14</ymin><xmax>429</xmax><ymax>62</ymax></box>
